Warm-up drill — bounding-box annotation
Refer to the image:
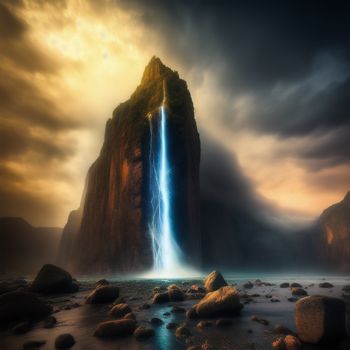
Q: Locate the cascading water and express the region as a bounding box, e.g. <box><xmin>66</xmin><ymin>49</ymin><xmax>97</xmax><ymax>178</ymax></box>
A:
<box><xmin>147</xmin><ymin>83</ymin><xmax>182</xmax><ymax>277</ymax></box>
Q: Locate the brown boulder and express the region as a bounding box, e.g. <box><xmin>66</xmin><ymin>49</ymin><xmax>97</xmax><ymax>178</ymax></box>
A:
<box><xmin>204</xmin><ymin>271</ymin><xmax>227</xmax><ymax>292</ymax></box>
<box><xmin>152</xmin><ymin>292</ymin><xmax>170</xmax><ymax>304</ymax></box>
<box><xmin>30</xmin><ymin>264</ymin><xmax>78</xmax><ymax>294</ymax></box>
<box><xmin>110</xmin><ymin>303</ymin><xmax>131</xmax><ymax>318</ymax></box>
<box><xmin>295</xmin><ymin>295</ymin><xmax>346</xmax><ymax>343</ymax></box>
<box><xmin>86</xmin><ymin>285</ymin><xmax>119</xmax><ymax>304</ymax></box>
<box><xmin>168</xmin><ymin>285</ymin><xmax>185</xmax><ymax>301</ymax></box>
<box><xmin>94</xmin><ymin>319</ymin><xmax>137</xmax><ymax>337</ymax></box>
<box><xmin>134</xmin><ymin>326</ymin><xmax>155</xmax><ymax>340</ymax></box>
<box><xmin>188</xmin><ymin>286</ymin><xmax>242</xmax><ymax>318</ymax></box>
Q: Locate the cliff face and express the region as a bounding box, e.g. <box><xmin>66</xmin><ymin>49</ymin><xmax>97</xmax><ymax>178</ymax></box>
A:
<box><xmin>319</xmin><ymin>191</ymin><xmax>350</xmax><ymax>271</ymax></box>
<box><xmin>60</xmin><ymin>57</ymin><xmax>200</xmax><ymax>274</ymax></box>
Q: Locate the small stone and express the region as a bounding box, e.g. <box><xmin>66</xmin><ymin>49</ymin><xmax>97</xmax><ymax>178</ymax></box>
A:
<box><xmin>171</xmin><ymin>306</ymin><xmax>186</xmax><ymax>313</ymax></box>
<box><xmin>319</xmin><ymin>282</ymin><xmax>334</xmax><ymax>288</ymax></box>
<box><xmin>272</xmin><ymin>335</ymin><xmax>302</xmax><ymax>350</ymax></box>
<box><xmin>243</xmin><ymin>281</ymin><xmax>254</xmax><ymax>289</ymax></box>
<box><xmin>134</xmin><ymin>326</ymin><xmax>155</xmax><ymax>340</ymax></box>
<box><xmin>54</xmin><ymin>333</ymin><xmax>75</xmax><ymax>349</ymax></box>
<box><xmin>251</xmin><ymin>315</ymin><xmax>269</xmax><ymax>325</ymax></box>
<box><xmin>291</xmin><ymin>288</ymin><xmax>308</xmax><ymax>296</ymax></box>
<box><xmin>151</xmin><ymin>317</ymin><xmax>164</xmax><ymax>326</ymax></box>
<box><xmin>94</xmin><ymin>319</ymin><xmax>137</xmax><ymax>338</ymax></box>
<box><xmin>110</xmin><ymin>303</ymin><xmax>131</xmax><ymax>318</ymax></box>
<box><xmin>166</xmin><ymin>322</ymin><xmax>178</xmax><ymax>330</ymax></box>
<box><xmin>290</xmin><ymin>283</ymin><xmax>302</xmax><ymax>288</ymax></box>
<box><xmin>271</xmin><ymin>298</ymin><xmax>280</xmax><ymax>302</ymax></box>
<box><xmin>288</xmin><ymin>297</ymin><xmax>297</xmax><ymax>302</ymax></box>
<box><xmin>163</xmin><ymin>311</ymin><xmax>171</xmax><ymax>316</ymax></box>
<box><xmin>175</xmin><ymin>325</ymin><xmax>192</xmax><ymax>338</ymax></box>
<box><xmin>215</xmin><ymin>319</ymin><xmax>232</xmax><ymax>327</ymax></box>
<box><xmin>197</xmin><ymin>320</ymin><xmax>213</xmax><ymax>328</ymax></box>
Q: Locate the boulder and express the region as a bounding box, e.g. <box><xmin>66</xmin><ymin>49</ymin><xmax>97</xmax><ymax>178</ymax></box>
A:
<box><xmin>94</xmin><ymin>319</ymin><xmax>137</xmax><ymax>337</ymax></box>
<box><xmin>54</xmin><ymin>334</ymin><xmax>75</xmax><ymax>349</ymax></box>
<box><xmin>280</xmin><ymin>283</ymin><xmax>290</xmax><ymax>288</ymax></box>
<box><xmin>295</xmin><ymin>295</ymin><xmax>346</xmax><ymax>343</ymax></box>
<box><xmin>30</xmin><ymin>264</ymin><xmax>78</xmax><ymax>294</ymax></box>
<box><xmin>292</xmin><ymin>288</ymin><xmax>308</xmax><ymax>296</ymax></box>
<box><xmin>204</xmin><ymin>271</ymin><xmax>227</xmax><ymax>292</ymax></box>
<box><xmin>290</xmin><ymin>283</ymin><xmax>302</xmax><ymax>288</ymax></box>
<box><xmin>109</xmin><ymin>303</ymin><xmax>131</xmax><ymax>318</ymax></box>
<box><xmin>86</xmin><ymin>285</ymin><xmax>119</xmax><ymax>304</ymax></box>
<box><xmin>134</xmin><ymin>326</ymin><xmax>155</xmax><ymax>340</ymax></box>
<box><xmin>0</xmin><ymin>291</ymin><xmax>52</xmax><ymax>323</ymax></box>
<box><xmin>152</xmin><ymin>292</ymin><xmax>170</xmax><ymax>304</ymax></box>
<box><xmin>168</xmin><ymin>285</ymin><xmax>185</xmax><ymax>301</ymax></box>
<box><xmin>188</xmin><ymin>286</ymin><xmax>242</xmax><ymax>318</ymax></box>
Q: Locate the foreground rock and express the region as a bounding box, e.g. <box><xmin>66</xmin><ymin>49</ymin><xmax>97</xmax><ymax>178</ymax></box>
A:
<box><xmin>204</xmin><ymin>271</ymin><xmax>227</xmax><ymax>292</ymax></box>
<box><xmin>153</xmin><ymin>284</ymin><xmax>184</xmax><ymax>303</ymax></box>
<box><xmin>110</xmin><ymin>303</ymin><xmax>131</xmax><ymax>318</ymax></box>
<box><xmin>30</xmin><ymin>264</ymin><xmax>78</xmax><ymax>294</ymax></box>
<box><xmin>291</xmin><ymin>288</ymin><xmax>307</xmax><ymax>296</ymax></box>
<box><xmin>0</xmin><ymin>291</ymin><xmax>52</xmax><ymax>323</ymax></box>
<box><xmin>295</xmin><ymin>295</ymin><xmax>346</xmax><ymax>343</ymax></box>
<box><xmin>54</xmin><ymin>334</ymin><xmax>75</xmax><ymax>349</ymax></box>
<box><xmin>187</xmin><ymin>286</ymin><xmax>242</xmax><ymax>318</ymax></box>
<box><xmin>134</xmin><ymin>326</ymin><xmax>155</xmax><ymax>340</ymax></box>
<box><xmin>272</xmin><ymin>335</ymin><xmax>302</xmax><ymax>350</ymax></box>
<box><xmin>94</xmin><ymin>319</ymin><xmax>137</xmax><ymax>337</ymax></box>
<box><xmin>86</xmin><ymin>285</ymin><xmax>119</xmax><ymax>304</ymax></box>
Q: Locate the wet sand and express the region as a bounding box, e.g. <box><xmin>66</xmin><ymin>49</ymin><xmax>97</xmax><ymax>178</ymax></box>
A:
<box><xmin>1</xmin><ymin>275</ymin><xmax>349</xmax><ymax>350</ymax></box>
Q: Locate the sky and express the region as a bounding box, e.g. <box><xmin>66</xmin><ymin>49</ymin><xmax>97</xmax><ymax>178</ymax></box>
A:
<box><xmin>0</xmin><ymin>0</ymin><xmax>349</xmax><ymax>227</ymax></box>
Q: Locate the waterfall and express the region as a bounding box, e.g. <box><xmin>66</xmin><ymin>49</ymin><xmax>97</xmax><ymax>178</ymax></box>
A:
<box><xmin>147</xmin><ymin>94</ymin><xmax>181</xmax><ymax>276</ymax></box>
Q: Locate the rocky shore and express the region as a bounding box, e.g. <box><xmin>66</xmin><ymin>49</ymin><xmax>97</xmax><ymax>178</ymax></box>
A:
<box><xmin>0</xmin><ymin>265</ymin><xmax>349</xmax><ymax>349</ymax></box>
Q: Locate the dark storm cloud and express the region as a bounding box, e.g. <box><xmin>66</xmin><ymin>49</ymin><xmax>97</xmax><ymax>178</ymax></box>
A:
<box><xmin>119</xmin><ymin>0</ymin><xmax>350</xmax><ymax>168</ymax></box>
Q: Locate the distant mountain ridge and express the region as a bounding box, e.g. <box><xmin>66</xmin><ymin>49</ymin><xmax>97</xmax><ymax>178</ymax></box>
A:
<box><xmin>0</xmin><ymin>217</ymin><xmax>61</xmax><ymax>276</ymax></box>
